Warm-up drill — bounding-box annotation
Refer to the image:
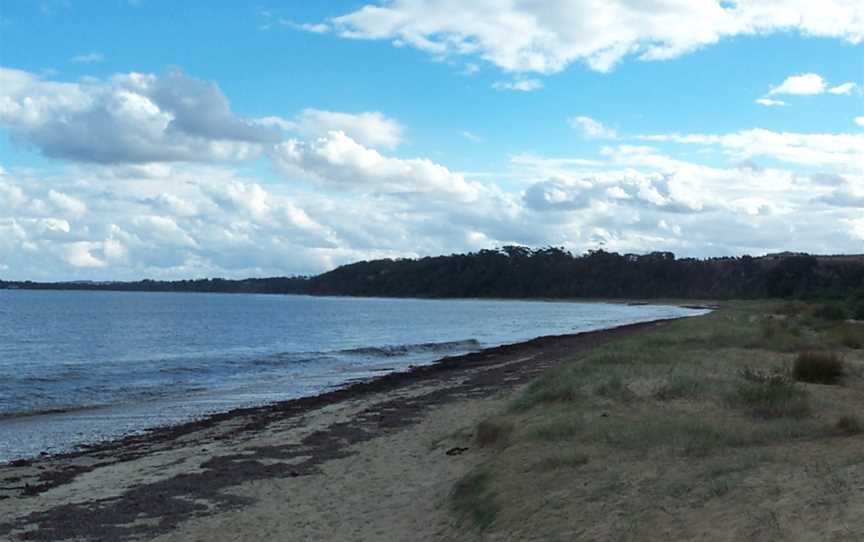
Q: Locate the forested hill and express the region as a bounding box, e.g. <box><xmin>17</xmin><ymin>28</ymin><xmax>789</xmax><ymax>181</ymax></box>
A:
<box><xmin>3</xmin><ymin>247</ymin><xmax>864</xmax><ymax>302</ymax></box>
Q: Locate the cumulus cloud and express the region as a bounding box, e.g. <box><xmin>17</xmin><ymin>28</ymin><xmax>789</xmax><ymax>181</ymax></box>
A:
<box><xmin>856</xmin><ymin>117</ymin><xmax>864</xmax><ymax>127</ymax></box>
<box><xmin>258</xmin><ymin>109</ymin><xmax>404</xmax><ymax>149</ymax></box>
<box><xmin>48</xmin><ymin>190</ymin><xmax>87</xmax><ymax>216</ymax></box>
<box><xmin>569</xmin><ymin>116</ymin><xmax>617</xmax><ymax>139</ymax></box>
<box><xmin>492</xmin><ymin>79</ymin><xmax>543</xmax><ymax>91</ymax></box>
<box><xmin>2</xmin><ymin>121</ymin><xmax>864</xmax><ymax>281</ymax></box>
<box><xmin>0</xmin><ymin>67</ymin><xmax>278</xmax><ymax>163</ymax></box>
<box><xmin>767</xmin><ymin>73</ymin><xmax>857</xmax><ymax>97</ymax></box>
<box><xmin>768</xmin><ymin>73</ymin><xmax>827</xmax><ymax>95</ymax></box>
<box><xmin>307</xmin><ymin>1</ymin><xmax>864</xmax><ymax>74</ymax></box>
<box><xmin>271</xmin><ymin>130</ymin><xmax>487</xmax><ymax>202</ymax></box>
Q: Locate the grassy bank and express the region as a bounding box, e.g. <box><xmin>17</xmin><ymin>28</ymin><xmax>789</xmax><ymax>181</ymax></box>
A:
<box><xmin>450</xmin><ymin>301</ymin><xmax>864</xmax><ymax>540</ymax></box>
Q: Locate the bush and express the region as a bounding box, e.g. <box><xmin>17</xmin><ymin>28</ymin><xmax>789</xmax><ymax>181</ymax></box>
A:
<box><xmin>835</xmin><ymin>415</ymin><xmax>863</xmax><ymax>436</ymax></box>
<box><xmin>793</xmin><ymin>351</ymin><xmax>845</xmax><ymax>384</ymax></box>
<box><xmin>814</xmin><ymin>303</ymin><xmax>848</xmax><ymax>321</ymax></box>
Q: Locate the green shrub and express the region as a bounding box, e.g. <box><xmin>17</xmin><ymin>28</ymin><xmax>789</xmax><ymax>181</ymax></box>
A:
<box><xmin>793</xmin><ymin>351</ymin><xmax>845</xmax><ymax>384</ymax></box>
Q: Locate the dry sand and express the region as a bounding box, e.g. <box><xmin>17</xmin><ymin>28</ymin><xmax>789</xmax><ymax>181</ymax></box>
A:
<box><xmin>0</xmin><ymin>321</ymin><xmax>659</xmax><ymax>541</ymax></box>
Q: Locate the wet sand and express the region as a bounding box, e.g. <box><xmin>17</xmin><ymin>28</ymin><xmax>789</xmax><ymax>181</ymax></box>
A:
<box><xmin>0</xmin><ymin>319</ymin><xmax>675</xmax><ymax>541</ymax></box>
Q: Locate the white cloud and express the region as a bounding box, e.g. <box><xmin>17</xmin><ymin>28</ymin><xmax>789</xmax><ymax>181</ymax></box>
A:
<box><xmin>846</xmin><ymin>218</ymin><xmax>864</xmax><ymax>240</ymax></box>
<box><xmin>259</xmin><ymin>109</ymin><xmax>404</xmax><ymax>150</ymax></box>
<box><xmin>765</xmin><ymin>74</ymin><xmax>857</xmax><ymax>98</ymax></box>
<box><xmin>637</xmin><ymin>129</ymin><xmax>864</xmax><ymax>170</ymax></box>
<box><xmin>756</xmin><ymin>98</ymin><xmax>786</xmax><ymax>107</ymax></box>
<box><xmin>828</xmin><ymin>82</ymin><xmax>857</xmax><ymax>95</ymax></box>
<box><xmin>0</xmin><ymin>67</ymin><xmax>278</xmax><ymax>163</ymax></box>
<box><xmin>492</xmin><ymin>79</ymin><xmax>543</xmax><ymax>91</ymax></box>
<box><xmin>855</xmin><ymin>117</ymin><xmax>864</xmax><ymax>127</ymax></box>
<box><xmin>462</xmin><ymin>131</ymin><xmax>484</xmax><ymax>143</ymax></box>
<box><xmin>309</xmin><ymin>1</ymin><xmax>864</xmax><ymax>74</ymax></box>
<box><xmin>271</xmin><ymin>130</ymin><xmax>485</xmax><ymax>202</ymax></box>
<box><xmin>48</xmin><ymin>190</ymin><xmax>87</xmax><ymax>216</ymax></box>
<box><xmin>569</xmin><ymin>116</ymin><xmax>617</xmax><ymax>139</ymax></box>
<box><xmin>2</xmin><ymin>126</ymin><xmax>864</xmax><ymax>281</ymax></box>
<box><xmin>70</xmin><ymin>52</ymin><xmax>105</xmax><ymax>64</ymax></box>
<box><xmin>768</xmin><ymin>73</ymin><xmax>826</xmax><ymax>95</ymax></box>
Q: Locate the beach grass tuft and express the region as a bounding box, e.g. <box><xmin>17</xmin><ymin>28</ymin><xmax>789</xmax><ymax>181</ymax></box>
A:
<box><xmin>475</xmin><ymin>417</ymin><xmax>514</xmax><ymax>447</ymax></box>
<box><xmin>450</xmin><ymin>469</ymin><xmax>498</xmax><ymax>529</ymax></box>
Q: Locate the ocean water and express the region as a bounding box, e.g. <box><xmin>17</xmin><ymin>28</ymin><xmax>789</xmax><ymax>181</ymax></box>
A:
<box><xmin>0</xmin><ymin>290</ymin><xmax>707</xmax><ymax>461</ymax></box>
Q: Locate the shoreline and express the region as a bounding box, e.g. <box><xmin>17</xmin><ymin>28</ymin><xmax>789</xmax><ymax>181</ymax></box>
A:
<box><xmin>4</xmin><ymin>317</ymin><xmax>685</xmax><ymax>468</ymax></box>
<box><xmin>1</xmin><ymin>301</ymin><xmax>710</xmax><ymax>465</ymax></box>
<box><xmin>0</xmin><ymin>317</ymin><xmax>688</xmax><ymax>541</ymax></box>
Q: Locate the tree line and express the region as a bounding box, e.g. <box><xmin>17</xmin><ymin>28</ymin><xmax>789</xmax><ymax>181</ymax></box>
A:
<box><xmin>2</xmin><ymin>247</ymin><xmax>864</xmax><ymax>304</ymax></box>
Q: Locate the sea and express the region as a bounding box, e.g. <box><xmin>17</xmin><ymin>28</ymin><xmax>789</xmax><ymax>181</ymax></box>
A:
<box><xmin>0</xmin><ymin>290</ymin><xmax>707</xmax><ymax>462</ymax></box>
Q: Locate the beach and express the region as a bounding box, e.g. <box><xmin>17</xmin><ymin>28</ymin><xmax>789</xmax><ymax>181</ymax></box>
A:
<box><xmin>0</xmin><ymin>320</ymin><xmax>665</xmax><ymax>541</ymax></box>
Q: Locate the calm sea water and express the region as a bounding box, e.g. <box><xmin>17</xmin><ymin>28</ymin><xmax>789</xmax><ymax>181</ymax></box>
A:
<box><xmin>0</xmin><ymin>290</ymin><xmax>706</xmax><ymax>461</ymax></box>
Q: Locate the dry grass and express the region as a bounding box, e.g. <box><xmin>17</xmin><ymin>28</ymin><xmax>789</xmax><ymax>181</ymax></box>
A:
<box><xmin>449</xmin><ymin>301</ymin><xmax>864</xmax><ymax>538</ymax></box>
<box><xmin>475</xmin><ymin>417</ymin><xmax>513</xmax><ymax>447</ymax></box>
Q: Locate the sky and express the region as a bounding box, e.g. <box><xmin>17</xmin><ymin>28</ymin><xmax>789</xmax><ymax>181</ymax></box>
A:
<box><xmin>0</xmin><ymin>0</ymin><xmax>862</xmax><ymax>281</ymax></box>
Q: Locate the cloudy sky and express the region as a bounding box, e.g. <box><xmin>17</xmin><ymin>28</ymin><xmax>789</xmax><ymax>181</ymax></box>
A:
<box><xmin>0</xmin><ymin>1</ymin><xmax>862</xmax><ymax>281</ymax></box>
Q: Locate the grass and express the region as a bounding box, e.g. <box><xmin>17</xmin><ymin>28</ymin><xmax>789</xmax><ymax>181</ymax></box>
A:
<box><xmin>653</xmin><ymin>372</ymin><xmax>704</xmax><ymax>400</ymax></box>
<box><xmin>448</xmin><ymin>300</ymin><xmax>864</xmax><ymax>535</ymax></box>
<box><xmin>530</xmin><ymin>450</ymin><xmax>589</xmax><ymax>472</ymax></box>
<box><xmin>728</xmin><ymin>378</ymin><xmax>811</xmax><ymax>419</ymax></box>
<box><xmin>827</xmin><ymin>323</ymin><xmax>864</xmax><ymax>349</ymax></box>
<box><xmin>594</xmin><ymin>374</ymin><xmax>634</xmax><ymax>401</ymax></box>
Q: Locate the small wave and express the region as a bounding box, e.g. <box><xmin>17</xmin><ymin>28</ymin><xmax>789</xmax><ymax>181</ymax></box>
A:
<box><xmin>18</xmin><ymin>371</ymin><xmax>83</xmax><ymax>384</ymax></box>
<box><xmin>251</xmin><ymin>353</ymin><xmax>339</xmax><ymax>367</ymax></box>
<box><xmin>0</xmin><ymin>402</ymin><xmax>111</xmax><ymax>421</ymax></box>
<box><xmin>158</xmin><ymin>365</ymin><xmax>211</xmax><ymax>375</ymax></box>
<box><xmin>339</xmin><ymin>339</ymin><xmax>481</xmax><ymax>358</ymax></box>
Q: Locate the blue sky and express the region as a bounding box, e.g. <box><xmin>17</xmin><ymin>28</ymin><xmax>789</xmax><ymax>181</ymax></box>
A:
<box><xmin>0</xmin><ymin>1</ymin><xmax>862</xmax><ymax>280</ymax></box>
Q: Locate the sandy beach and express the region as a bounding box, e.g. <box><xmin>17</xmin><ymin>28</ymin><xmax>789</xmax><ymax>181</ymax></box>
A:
<box><xmin>0</xmin><ymin>320</ymin><xmax>666</xmax><ymax>541</ymax></box>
